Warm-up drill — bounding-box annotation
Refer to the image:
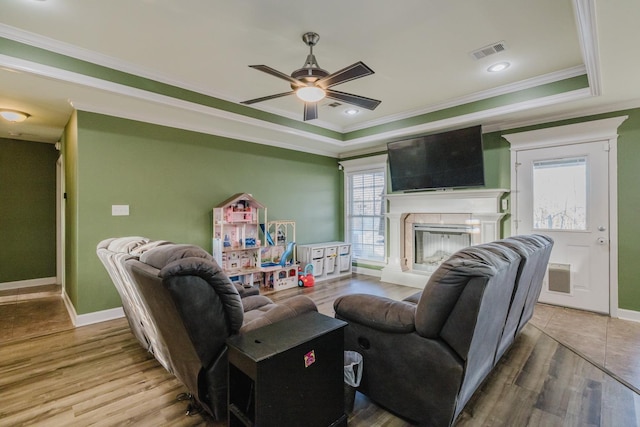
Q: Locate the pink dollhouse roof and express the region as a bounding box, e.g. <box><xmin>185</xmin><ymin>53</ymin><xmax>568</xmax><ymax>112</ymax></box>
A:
<box><xmin>214</xmin><ymin>192</ymin><xmax>265</xmax><ymax>209</ymax></box>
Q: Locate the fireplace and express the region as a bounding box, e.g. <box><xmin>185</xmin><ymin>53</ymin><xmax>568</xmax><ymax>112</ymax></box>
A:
<box><xmin>413</xmin><ymin>224</ymin><xmax>473</xmax><ymax>272</ymax></box>
<box><xmin>381</xmin><ymin>189</ymin><xmax>508</xmax><ymax>288</ymax></box>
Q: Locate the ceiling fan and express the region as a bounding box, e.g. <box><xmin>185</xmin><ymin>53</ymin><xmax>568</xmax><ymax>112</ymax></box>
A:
<box><xmin>241</xmin><ymin>32</ymin><xmax>381</xmax><ymax>121</ymax></box>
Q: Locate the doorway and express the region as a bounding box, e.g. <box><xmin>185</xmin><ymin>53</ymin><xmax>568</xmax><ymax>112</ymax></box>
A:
<box><xmin>505</xmin><ymin>116</ymin><xmax>627</xmax><ymax>315</ymax></box>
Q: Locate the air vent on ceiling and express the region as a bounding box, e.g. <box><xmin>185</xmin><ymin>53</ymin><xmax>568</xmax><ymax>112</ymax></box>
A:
<box><xmin>325</xmin><ymin>101</ymin><xmax>342</xmax><ymax>108</ymax></box>
<box><xmin>470</xmin><ymin>41</ymin><xmax>507</xmax><ymax>60</ymax></box>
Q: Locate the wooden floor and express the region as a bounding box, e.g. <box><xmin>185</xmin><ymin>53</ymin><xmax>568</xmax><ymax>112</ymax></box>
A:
<box><xmin>1</xmin><ymin>275</ymin><xmax>639</xmax><ymax>426</ymax></box>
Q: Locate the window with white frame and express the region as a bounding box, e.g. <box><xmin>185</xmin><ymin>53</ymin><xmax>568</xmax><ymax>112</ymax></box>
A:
<box><xmin>340</xmin><ymin>155</ymin><xmax>387</xmax><ymax>263</ymax></box>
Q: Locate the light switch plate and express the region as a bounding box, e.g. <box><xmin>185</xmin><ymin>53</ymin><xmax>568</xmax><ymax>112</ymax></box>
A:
<box><xmin>501</xmin><ymin>199</ymin><xmax>508</xmax><ymax>211</ymax></box>
<box><xmin>112</xmin><ymin>205</ymin><xmax>129</xmax><ymax>216</ymax></box>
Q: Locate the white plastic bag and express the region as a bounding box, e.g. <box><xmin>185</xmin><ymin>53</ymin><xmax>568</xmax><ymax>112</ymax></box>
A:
<box><xmin>344</xmin><ymin>351</ymin><xmax>363</xmax><ymax>387</ymax></box>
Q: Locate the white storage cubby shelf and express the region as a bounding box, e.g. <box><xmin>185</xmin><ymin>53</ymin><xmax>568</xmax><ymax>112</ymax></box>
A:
<box><xmin>212</xmin><ymin>193</ymin><xmax>266</xmax><ymax>287</ymax></box>
<box><xmin>297</xmin><ymin>241</ymin><xmax>352</xmax><ymax>283</ymax></box>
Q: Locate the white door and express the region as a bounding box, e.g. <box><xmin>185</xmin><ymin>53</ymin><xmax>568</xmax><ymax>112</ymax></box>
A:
<box><xmin>514</xmin><ymin>141</ymin><xmax>610</xmax><ymax>313</ymax></box>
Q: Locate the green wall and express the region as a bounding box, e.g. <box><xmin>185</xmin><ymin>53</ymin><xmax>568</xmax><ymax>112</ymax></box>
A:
<box><xmin>496</xmin><ymin>108</ymin><xmax>640</xmax><ymax>312</ymax></box>
<box><xmin>616</xmin><ymin>111</ymin><xmax>640</xmax><ymax>311</ymax></box>
<box><xmin>59</xmin><ymin>107</ymin><xmax>640</xmax><ymax>314</ymax></box>
<box><xmin>0</xmin><ymin>138</ymin><xmax>58</xmax><ymax>282</ymax></box>
<box><xmin>66</xmin><ymin>111</ymin><xmax>342</xmax><ymax>314</ymax></box>
<box><xmin>64</xmin><ymin>111</ymin><xmax>79</xmax><ymax>306</ymax></box>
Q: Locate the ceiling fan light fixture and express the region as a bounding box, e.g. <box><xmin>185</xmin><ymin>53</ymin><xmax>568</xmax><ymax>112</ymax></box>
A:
<box><xmin>296</xmin><ymin>86</ymin><xmax>326</xmax><ymax>103</ymax></box>
<box><xmin>0</xmin><ymin>109</ymin><xmax>30</xmax><ymax>123</ymax></box>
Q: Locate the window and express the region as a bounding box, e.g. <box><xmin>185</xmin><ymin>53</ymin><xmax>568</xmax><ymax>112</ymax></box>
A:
<box><xmin>533</xmin><ymin>157</ymin><xmax>587</xmax><ymax>230</ymax></box>
<box><xmin>340</xmin><ymin>155</ymin><xmax>387</xmax><ymax>263</ymax></box>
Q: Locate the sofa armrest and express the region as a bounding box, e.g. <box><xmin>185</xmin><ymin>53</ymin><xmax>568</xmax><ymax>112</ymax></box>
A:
<box><xmin>241</xmin><ymin>295</ymin><xmax>318</xmax><ymax>334</ymax></box>
<box><xmin>334</xmin><ymin>294</ymin><xmax>416</xmax><ymax>333</ymax></box>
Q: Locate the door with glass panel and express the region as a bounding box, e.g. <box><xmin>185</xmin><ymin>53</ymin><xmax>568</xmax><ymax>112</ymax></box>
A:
<box><xmin>514</xmin><ymin>141</ymin><xmax>610</xmax><ymax>313</ymax></box>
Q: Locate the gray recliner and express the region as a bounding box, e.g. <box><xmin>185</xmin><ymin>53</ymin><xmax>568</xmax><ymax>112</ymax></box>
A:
<box><xmin>97</xmin><ymin>236</ymin><xmax>261</xmax><ymax>371</ymax></box>
<box><xmin>333</xmin><ymin>234</ymin><xmax>552</xmax><ymax>426</ymax></box>
<box><xmin>124</xmin><ymin>242</ymin><xmax>318</xmax><ymax>420</ymax></box>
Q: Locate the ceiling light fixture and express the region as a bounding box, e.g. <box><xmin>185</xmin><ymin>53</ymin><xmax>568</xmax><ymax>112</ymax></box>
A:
<box><xmin>295</xmin><ymin>86</ymin><xmax>326</xmax><ymax>103</ymax></box>
<box><xmin>344</xmin><ymin>108</ymin><xmax>359</xmax><ymax>116</ymax></box>
<box><xmin>0</xmin><ymin>109</ymin><xmax>30</xmax><ymax>123</ymax></box>
<box><xmin>487</xmin><ymin>62</ymin><xmax>510</xmax><ymax>73</ymax></box>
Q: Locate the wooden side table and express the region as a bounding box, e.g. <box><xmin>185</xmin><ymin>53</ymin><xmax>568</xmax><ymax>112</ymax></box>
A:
<box><xmin>227</xmin><ymin>311</ymin><xmax>347</xmax><ymax>427</ymax></box>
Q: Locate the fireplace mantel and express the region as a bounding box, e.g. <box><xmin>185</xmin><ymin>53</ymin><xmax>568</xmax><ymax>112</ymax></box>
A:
<box><xmin>382</xmin><ymin>188</ymin><xmax>509</xmax><ymax>288</ymax></box>
<box><xmin>385</xmin><ymin>188</ymin><xmax>508</xmax><ymax>214</ymax></box>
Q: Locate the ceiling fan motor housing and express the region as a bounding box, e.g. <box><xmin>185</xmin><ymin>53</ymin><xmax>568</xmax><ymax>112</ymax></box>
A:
<box><xmin>291</xmin><ymin>67</ymin><xmax>329</xmax><ymax>88</ymax></box>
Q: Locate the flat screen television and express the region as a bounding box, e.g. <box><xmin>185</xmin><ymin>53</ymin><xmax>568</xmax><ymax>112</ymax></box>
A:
<box><xmin>387</xmin><ymin>125</ymin><xmax>485</xmax><ymax>192</ymax></box>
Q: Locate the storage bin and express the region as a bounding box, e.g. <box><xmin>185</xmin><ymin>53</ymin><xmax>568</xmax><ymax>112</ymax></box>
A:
<box><xmin>339</xmin><ymin>254</ymin><xmax>351</xmax><ymax>272</ymax></box>
<box><xmin>339</xmin><ymin>245</ymin><xmax>350</xmax><ymax>255</ymax></box>
<box><xmin>312</xmin><ymin>248</ymin><xmax>325</xmax><ymax>259</ymax></box>
<box><xmin>325</xmin><ymin>247</ymin><xmax>337</xmax><ymax>257</ymax></box>
<box><xmin>312</xmin><ymin>258</ymin><xmax>324</xmax><ymax>276</ymax></box>
<box><xmin>325</xmin><ymin>256</ymin><xmax>336</xmax><ymax>274</ymax></box>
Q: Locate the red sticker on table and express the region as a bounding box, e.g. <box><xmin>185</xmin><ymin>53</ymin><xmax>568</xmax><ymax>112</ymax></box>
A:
<box><xmin>304</xmin><ymin>350</ymin><xmax>316</xmax><ymax>367</ymax></box>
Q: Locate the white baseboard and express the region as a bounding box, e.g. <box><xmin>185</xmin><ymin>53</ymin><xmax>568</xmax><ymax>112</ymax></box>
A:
<box><xmin>62</xmin><ymin>290</ymin><xmax>124</xmax><ymax>327</ymax></box>
<box><xmin>616</xmin><ymin>308</ymin><xmax>640</xmax><ymax>323</ymax></box>
<box><xmin>0</xmin><ymin>277</ymin><xmax>57</xmax><ymax>291</ymax></box>
<box><xmin>353</xmin><ymin>266</ymin><xmax>382</xmax><ymax>278</ymax></box>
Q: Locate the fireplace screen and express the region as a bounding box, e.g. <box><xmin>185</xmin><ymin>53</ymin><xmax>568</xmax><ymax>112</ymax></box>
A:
<box><xmin>413</xmin><ymin>224</ymin><xmax>472</xmax><ymax>272</ymax></box>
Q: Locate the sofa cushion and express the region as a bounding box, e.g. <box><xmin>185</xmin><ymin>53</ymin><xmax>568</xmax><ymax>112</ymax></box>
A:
<box><xmin>158</xmin><ymin>256</ymin><xmax>244</xmax><ymax>372</ymax></box>
<box><xmin>141</xmin><ymin>243</ymin><xmax>213</xmax><ymax>270</ymax></box>
<box><xmin>240</xmin><ymin>295</ymin><xmax>318</xmax><ymax>334</ymax></box>
<box><xmin>130</xmin><ymin>239</ymin><xmax>172</xmax><ymax>256</ymax></box>
<box><xmin>104</xmin><ymin>236</ymin><xmax>149</xmax><ymax>253</ymax></box>
<box><xmin>415</xmin><ymin>257</ymin><xmax>496</xmax><ymax>338</ymax></box>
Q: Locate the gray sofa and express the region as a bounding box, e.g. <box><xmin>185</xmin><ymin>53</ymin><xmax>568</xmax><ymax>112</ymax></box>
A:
<box><xmin>97</xmin><ymin>238</ymin><xmax>317</xmax><ymax>420</ymax></box>
<box><xmin>333</xmin><ymin>234</ymin><xmax>553</xmax><ymax>426</ymax></box>
<box><xmin>96</xmin><ymin>236</ymin><xmax>260</xmax><ymax>371</ymax></box>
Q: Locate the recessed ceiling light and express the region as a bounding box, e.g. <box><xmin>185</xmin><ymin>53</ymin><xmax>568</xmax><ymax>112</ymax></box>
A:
<box><xmin>487</xmin><ymin>62</ymin><xmax>510</xmax><ymax>73</ymax></box>
<box><xmin>0</xmin><ymin>110</ymin><xmax>30</xmax><ymax>123</ymax></box>
<box><xmin>344</xmin><ymin>108</ymin><xmax>359</xmax><ymax>116</ymax></box>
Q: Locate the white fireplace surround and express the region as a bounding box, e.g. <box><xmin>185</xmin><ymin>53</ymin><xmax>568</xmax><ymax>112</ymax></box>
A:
<box><xmin>381</xmin><ymin>188</ymin><xmax>509</xmax><ymax>287</ymax></box>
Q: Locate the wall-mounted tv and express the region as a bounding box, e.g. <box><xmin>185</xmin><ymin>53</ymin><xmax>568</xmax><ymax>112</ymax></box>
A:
<box><xmin>387</xmin><ymin>125</ymin><xmax>485</xmax><ymax>192</ymax></box>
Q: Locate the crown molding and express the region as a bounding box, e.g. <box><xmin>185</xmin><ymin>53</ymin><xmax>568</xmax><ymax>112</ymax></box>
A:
<box><xmin>0</xmin><ymin>23</ymin><xmax>241</xmax><ymax>105</ymax></box>
<box><xmin>341</xmin><ymin>87</ymin><xmax>592</xmax><ymax>148</ymax></box>
<box><xmin>71</xmin><ymin>100</ymin><xmax>339</xmax><ymax>158</ymax></box>
<box><xmin>573</xmin><ymin>0</ymin><xmax>601</xmax><ymax>96</ymax></box>
<box><xmin>0</xmin><ymin>23</ymin><xmax>344</xmax><ymax>134</ymax></box>
<box><xmin>342</xmin><ymin>65</ymin><xmax>587</xmax><ymax>133</ymax></box>
<box><xmin>484</xmin><ymin>98</ymin><xmax>640</xmax><ymax>134</ymax></box>
<box><xmin>0</xmin><ymin>53</ymin><xmax>347</xmax><ymax>154</ymax></box>
<box><xmin>0</xmin><ymin>0</ymin><xmax>604</xmax><ymax>155</ymax></box>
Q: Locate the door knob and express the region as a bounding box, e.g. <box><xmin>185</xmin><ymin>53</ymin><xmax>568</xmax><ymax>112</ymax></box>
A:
<box><xmin>598</xmin><ymin>226</ymin><xmax>606</xmax><ymax>231</ymax></box>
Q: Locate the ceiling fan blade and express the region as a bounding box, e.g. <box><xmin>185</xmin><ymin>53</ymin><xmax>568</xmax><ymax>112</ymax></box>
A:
<box><xmin>325</xmin><ymin>89</ymin><xmax>381</xmax><ymax>110</ymax></box>
<box><xmin>316</xmin><ymin>61</ymin><xmax>374</xmax><ymax>89</ymax></box>
<box><xmin>248</xmin><ymin>65</ymin><xmax>304</xmax><ymax>87</ymax></box>
<box><xmin>241</xmin><ymin>91</ymin><xmax>294</xmax><ymax>105</ymax></box>
<box><xmin>303</xmin><ymin>102</ymin><xmax>318</xmax><ymax>121</ymax></box>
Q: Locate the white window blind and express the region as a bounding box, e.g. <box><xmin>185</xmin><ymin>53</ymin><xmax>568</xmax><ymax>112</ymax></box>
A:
<box><xmin>341</xmin><ymin>155</ymin><xmax>387</xmax><ymax>263</ymax></box>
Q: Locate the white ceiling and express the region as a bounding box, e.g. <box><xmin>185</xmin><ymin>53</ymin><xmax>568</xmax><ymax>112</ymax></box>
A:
<box><xmin>0</xmin><ymin>0</ymin><xmax>639</xmax><ymax>157</ymax></box>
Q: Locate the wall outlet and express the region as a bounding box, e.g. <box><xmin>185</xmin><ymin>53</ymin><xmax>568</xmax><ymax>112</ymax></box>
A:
<box><xmin>112</xmin><ymin>205</ymin><xmax>130</xmax><ymax>216</ymax></box>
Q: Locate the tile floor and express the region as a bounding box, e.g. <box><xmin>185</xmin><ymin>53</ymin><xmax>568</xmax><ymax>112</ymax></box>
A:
<box><xmin>0</xmin><ymin>284</ymin><xmax>73</xmax><ymax>342</ymax></box>
<box><xmin>1</xmin><ymin>285</ymin><xmax>639</xmax><ymax>395</ymax></box>
<box><xmin>531</xmin><ymin>303</ymin><xmax>640</xmax><ymax>393</ymax></box>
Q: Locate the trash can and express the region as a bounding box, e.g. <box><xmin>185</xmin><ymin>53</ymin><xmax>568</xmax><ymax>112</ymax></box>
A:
<box><xmin>344</xmin><ymin>351</ymin><xmax>363</xmax><ymax>414</ymax></box>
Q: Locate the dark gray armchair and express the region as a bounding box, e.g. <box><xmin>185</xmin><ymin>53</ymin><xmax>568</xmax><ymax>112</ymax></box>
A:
<box><xmin>333</xmin><ymin>235</ymin><xmax>552</xmax><ymax>426</ymax></box>
<box><xmin>99</xmin><ymin>241</ymin><xmax>317</xmax><ymax>420</ymax></box>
